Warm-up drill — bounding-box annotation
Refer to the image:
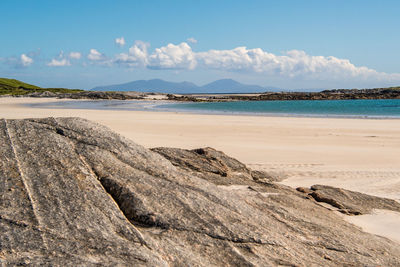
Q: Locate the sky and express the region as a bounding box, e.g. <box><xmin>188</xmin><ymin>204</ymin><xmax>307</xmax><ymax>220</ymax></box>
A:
<box><xmin>1</xmin><ymin>0</ymin><xmax>400</xmax><ymax>90</ymax></box>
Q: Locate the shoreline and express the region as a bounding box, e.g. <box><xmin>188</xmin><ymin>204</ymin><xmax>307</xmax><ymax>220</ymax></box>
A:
<box><xmin>19</xmin><ymin>97</ymin><xmax>400</xmax><ymax>120</ymax></box>
<box><xmin>5</xmin><ymin>85</ymin><xmax>399</xmax><ymax>101</ymax></box>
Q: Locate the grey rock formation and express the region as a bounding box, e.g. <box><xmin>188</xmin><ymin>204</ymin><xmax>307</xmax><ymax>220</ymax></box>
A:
<box><xmin>151</xmin><ymin>146</ymin><xmax>285</xmax><ymax>185</ymax></box>
<box><xmin>33</xmin><ymin>90</ymin><xmax>149</xmax><ymax>100</ymax></box>
<box><xmin>1</xmin><ymin>117</ymin><xmax>400</xmax><ymax>266</ymax></box>
<box><xmin>297</xmin><ymin>185</ymin><xmax>400</xmax><ymax>215</ymax></box>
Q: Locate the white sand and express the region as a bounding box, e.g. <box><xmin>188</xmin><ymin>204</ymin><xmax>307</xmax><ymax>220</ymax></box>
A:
<box><xmin>1</xmin><ymin>96</ymin><xmax>400</xmax><ymax>242</ymax></box>
<box><xmin>344</xmin><ymin>209</ymin><xmax>400</xmax><ymax>243</ymax></box>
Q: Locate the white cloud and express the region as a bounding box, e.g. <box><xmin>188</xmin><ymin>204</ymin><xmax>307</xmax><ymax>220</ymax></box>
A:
<box><xmin>20</xmin><ymin>54</ymin><xmax>33</xmax><ymax>67</ymax></box>
<box><xmin>47</xmin><ymin>51</ymin><xmax>75</xmax><ymax>67</ymax></box>
<box><xmin>195</xmin><ymin>47</ymin><xmax>399</xmax><ymax>82</ymax></box>
<box><xmin>69</xmin><ymin>52</ymin><xmax>81</xmax><ymax>59</ymax></box>
<box><xmin>114</xmin><ymin>41</ymin><xmax>149</xmax><ymax>67</ymax></box>
<box><xmin>47</xmin><ymin>58</ymin><xmax>71</xmax><ymax>67</ymax></box>
<box><xmin>87</xmin><ymin>49</ymin><xmax>105</xmax><ymax>61</ymax></box>
<box><xmin>115</xmin><ymin>37</ymin><xmax>126</xmax><ymax>47</ymax></box>
<box><xmin>111</xmin><ymin>41</ymin><xmax>388</xmax><ymax>81</ymax></box>
<box><xmin>74</xmin><ymin>41</ymin><xmax>400</xmax><ymax>84</ymax></box>
<box><xmin>187</xmin><ymin>37</ymin><xmax>197</xmax><ymax>44</ymax></box>
<box><xmin>148</xmin><ymin>42</ymin><xmax>197</xmax><ymax>70</ymax></box>
<box><xmin>1</xmin><ymin>51</ymin><xmax>37</xmax><ymax>68</ymax></box>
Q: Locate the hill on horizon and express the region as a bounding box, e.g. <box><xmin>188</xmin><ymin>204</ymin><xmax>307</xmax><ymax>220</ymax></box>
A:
<box><xmin>91</xmin><ymin>78</ymin><xmax>280</xmax><ymax>94</ymax></box>
<box><xmin>0</xmin><ymin>77</ymin><xmax>83</xmax><ymax>95</ymax></box>
<box><xmin>0</xmin><ymin>78</ymin><xmax>42</xmax><ymax>90</ymax></box>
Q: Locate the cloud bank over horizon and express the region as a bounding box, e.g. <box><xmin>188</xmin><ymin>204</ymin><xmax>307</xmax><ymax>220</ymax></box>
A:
<box><xmin>3</xmin><ymin>39</ymin><xmax>400</xmax><ymax>87</ymax></box>
<box><xmin>98</xmin><ymin>41</ymin><xmax>400</xmax><ymax>84</ymax></box>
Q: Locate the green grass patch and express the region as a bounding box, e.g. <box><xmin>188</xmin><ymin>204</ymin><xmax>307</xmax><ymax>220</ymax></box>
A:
<box><xmin>0</xmin><ymin>78</ymin><xmax>84</xmax><ymax>95</ymax></box>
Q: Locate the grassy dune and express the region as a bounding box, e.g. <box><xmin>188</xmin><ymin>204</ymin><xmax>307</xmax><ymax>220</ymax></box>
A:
<box><xmin>0</xmin><ymin>78</ymin><xmax>83</xmax><ymax>95</ymax></box>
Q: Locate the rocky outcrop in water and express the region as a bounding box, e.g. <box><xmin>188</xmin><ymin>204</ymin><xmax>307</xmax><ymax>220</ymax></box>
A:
<box><xmin>10</xmin><ymin>86</ymin><xmax>400</xmax><ymax>101</ymax></box>
<box><xmin>1</xmin><ymin>117</ymin><xmax>399</xmax><ymax>266</ymax></box>
<box><xmin>168</xmin><ymin>88</ymin><xmax>400</xmax><ymax>102</ymax></box>
<box><xmin>23</xmin><ymin>90</ymin><xmax>152</xmax><ymax>100</ymax></box>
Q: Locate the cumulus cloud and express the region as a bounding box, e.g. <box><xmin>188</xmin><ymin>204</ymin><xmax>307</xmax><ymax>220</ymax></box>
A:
<box><xmin>87</xmin><ymin>49</ymin><xmax>105</xmax><ymax>61</ymax></box>
<box><xmin>115</xmin><ymin>37</ymin><xmax>126</xmax><ymax>47</ymax></box>
<box><xmin>148</xmin><ymin>42</ymin><xmax>197</xmax><ymax>70</ymax></box>
<box><xmin>195</xmin><ymin>46</ymin><xmax>400</xmax><ymax>82</ymax></box>
<box><xmin>75</xmin><ymin>41</ymin><xmax>400</xmax><ymax>84</ymax></box>
<box><xmin>1</xmin><ymin>51</ymin><xmax>37</xmax><ymax>68</ymax></box>
<box><xmin>114</xmin><ymin>41</ymin><xmax>149</xmax><ymax>67</ymax></box>
<box><xmin>69</xmin><ymin>52</ymin><xmax>81</xmax><ymax>59</ymax></box>
<box><xmin>20</xmin><ymin>54</ymin><xmax>33</xmax><ymax>67</ymax></box>
<box><xmin>47</xmin><ymin>51</ymin><xmax>72</xmax><ymax>67</ymax></box>
<box><xmin>187</xmin><ymin>37</ymin><xmax>197</xmax><ymax>44</ymax></box>
<box><xmin>111</xmin><ymin>41</ymin><xmax>384</xmax><ymax>80</ymax></box>
<box><xmin>47</xmin><ymin>58</ymin><xmax>71</xmax><ymax>67</ymax></box>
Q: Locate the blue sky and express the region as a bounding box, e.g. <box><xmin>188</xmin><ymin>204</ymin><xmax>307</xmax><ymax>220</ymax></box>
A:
<box><xmin>1</xmin><ymin>0</ymin><xmax>400</xmax><ymax>90</ymax></box>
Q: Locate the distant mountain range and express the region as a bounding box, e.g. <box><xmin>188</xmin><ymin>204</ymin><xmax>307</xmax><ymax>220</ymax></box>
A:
<box><xmin>91</xmin><ymin>79</ymin><xmax>281</xmax><ymax>94</ymax></box>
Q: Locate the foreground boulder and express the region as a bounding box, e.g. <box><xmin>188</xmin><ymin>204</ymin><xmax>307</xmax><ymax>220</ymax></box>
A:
<box><xmin>0</xmin><ymin>117</ymin><xmax>399</xmax><ymax>266</ymax></box>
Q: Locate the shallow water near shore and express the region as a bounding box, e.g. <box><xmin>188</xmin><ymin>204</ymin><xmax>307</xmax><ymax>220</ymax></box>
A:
<box><xmin>27</xmin><ymin>98</ymin><xmax>400</xmax><ymax>119</ymax></box>
<box><xmin>27</xmin><ymin>99</ymin><xmax>162</xmax><ymax>111</ymax></box>
<box><xmin>158</xmin><ymin>99</ymin><xmax>400</xmax><ymax>118</ymax></box>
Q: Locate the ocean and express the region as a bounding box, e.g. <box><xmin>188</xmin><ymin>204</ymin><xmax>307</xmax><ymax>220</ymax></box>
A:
<box><xmin>157</xmin><ymin>99</ymin><xmax>400</xmax><ymax>118</ymax></box>
<box><xmin>29</xmin><ymin>99</ymin><xmax>400</xmax><ymax>119</ymax></box>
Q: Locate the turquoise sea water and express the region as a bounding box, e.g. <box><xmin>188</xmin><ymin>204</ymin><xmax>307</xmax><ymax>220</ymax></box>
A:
<box><xmin>28</xmin><ymin>99</ymin><xmax>400</xmax><ymax>118</ymax></box>
<box><xmin>157</xmin><ymin>99</ymin><xmax>400</xmax><ymax>118</ymax></box>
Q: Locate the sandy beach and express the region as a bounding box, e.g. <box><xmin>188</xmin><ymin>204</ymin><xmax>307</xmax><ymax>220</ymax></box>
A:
<box><xmin>1</xmin><ymin>97</ymin><xmax>400</xmax><ymax>242</ymax></box>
